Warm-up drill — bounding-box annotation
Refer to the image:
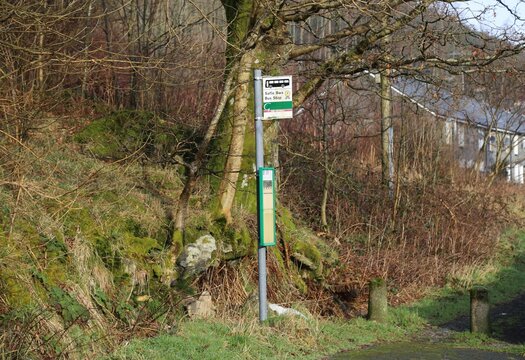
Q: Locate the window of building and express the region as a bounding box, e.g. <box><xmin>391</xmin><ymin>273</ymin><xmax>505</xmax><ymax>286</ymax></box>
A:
<box><xmin>478</xmin><ymin>129</ymin><xmax>485</xmax><ymax>150</ymax></box>
<box><xmin>457</xmin><ymin>126</ymin><xmax>465</xmax><ymax>147</ymax></box>
<box><xmin>504</xmin><ymin>135</ymin><xmax>511</xmax><ymax>154</ymax></box>
<box><xmin>488</xmin><ymin>133</ymin><xmax>496</xmax><ymax>152</ymax></box>
<box><xmin>444</xmin><ymin>119</ymin><xmax>453</xmax><ymax>144</ymax></box>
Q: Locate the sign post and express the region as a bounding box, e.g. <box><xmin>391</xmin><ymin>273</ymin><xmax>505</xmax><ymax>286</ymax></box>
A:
<box><xmin>262</xmin><ymin>76</ymin><xmax>293</xmax><ymax>120</ymax></box>
<box><xmin>254</xmin><ymin>69</ymin><xmax>268</xmax><ymax>322</ymax></box>
<box><xmin>254</xmin><ymin>70</ymin><xmax>292</xmax><ymax>323</ymax></box>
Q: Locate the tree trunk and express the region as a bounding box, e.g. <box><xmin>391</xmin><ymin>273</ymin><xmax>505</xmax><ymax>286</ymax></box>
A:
<box><xmin>81</xmin><ymin>1</ymin><xmax>94</xmax><ymax>98</ymax></box>
<box><xmin>320</xmin><ymin>113</ymin><xmax>329</xmax><ymax>232</ymax></box>
<box><xmin>101</xmin><ymin>0</ymin><xmax>117</xmax><ymax>106</ymax></box>
<box><xmin>36</xmin><ymin>1</ymin><xmax>47</xmax><ymax>90</ymax></box>
<box><xmin>381</xmin><ymin>70</ymin><xmax>394</xmax><ymax>196</ymax></box>
<box><xmin>266</xmin><ymin>121</ymin><xmax>280</xmax><ymax>188</ymax></box>
<box><xmin>219</xmin><ymin>51</ymin><xmax>255</xmax><ymax>222</ymax></box>
<box><xmin>174</xmin><ymin>67</ymin><xmax>237</xmax><ymax>231</ymax></box>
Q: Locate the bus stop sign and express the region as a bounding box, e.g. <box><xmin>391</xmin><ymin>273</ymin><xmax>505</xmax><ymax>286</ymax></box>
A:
<box><xmin>262</xmin><ymin>76</ymin><xmax>293</xmax><ymax>120</ymax></box>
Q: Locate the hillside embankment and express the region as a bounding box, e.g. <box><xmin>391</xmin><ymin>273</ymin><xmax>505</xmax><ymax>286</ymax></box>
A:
<box><xmin>1</xmin><ymin>111</ymin><xmax>524</xmax><ymax>359</ymax></box>
<box><xmin>112</xmin><ymin>230</ymin><xmax>525</xmax><ymax>359</ymax></box>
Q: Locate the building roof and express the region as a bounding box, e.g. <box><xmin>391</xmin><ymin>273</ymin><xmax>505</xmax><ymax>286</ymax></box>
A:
<box><xmin>390</xmin><ymin>77</ymin><xmax>525</xmax><ymax>135</ymax></box>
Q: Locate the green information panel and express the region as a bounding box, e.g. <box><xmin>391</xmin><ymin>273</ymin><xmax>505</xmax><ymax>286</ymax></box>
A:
<box><xmin>258</xmin><ymin>167</ymin><xmax>276</xmax><ymax>246</ymax></box>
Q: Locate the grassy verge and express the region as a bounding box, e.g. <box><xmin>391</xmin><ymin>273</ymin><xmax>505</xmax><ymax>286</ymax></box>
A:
<box><xmin>107</xmin><ymin>315</ymin><xmax>419</xmax><ymax>360</ymax></box>
<box><xmin>407</xmin><ymin>229</ymin><xmax>525</xmax><ymax>325</ymax></box>
<box><xmin>108</xmin><ymin>230</ymin><xmax>525</xmax><ymax>359</ymax></box>
<box><xmin>403</xmin><ymin>228</ymin><xmax>525</xmax><ymax>355</ymax></box>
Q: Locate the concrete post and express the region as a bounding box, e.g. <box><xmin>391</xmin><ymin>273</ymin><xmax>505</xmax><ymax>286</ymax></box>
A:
<box><xmin>368</xmin><ymin>278</ymin><xmax>388</xmax><ymax>323</ymax></box>
<box><xmin>470</xmin><ymin>287</ymin><xmax>490</xmax><ymax>334</ymax></box>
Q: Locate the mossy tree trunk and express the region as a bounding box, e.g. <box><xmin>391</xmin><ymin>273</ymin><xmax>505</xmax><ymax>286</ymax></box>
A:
<box><xmin>174</xmin><ymin>68</ymin><xmax>237</xmax><ymax>233</ymax></box>
<box><xmin>215</xmin><ymin>7</ymin><xmax>298</xmax><ymax>223</ymax></box>
<box><xmin>176</xmin><ymin>0</ymin><xmax>413</xmax><ymax>231</ymax></box>
<box><xmin>173</xmin><ymin>0</ymin><xmax>254</xmax><ymax>233</ymax></box>
<box><xmin>176</xmin><ymin>1</ymin><xmax>370</xmax><ymax>233</ymax></box>
<box><xmin>265</xmin><ymin>121</ymin><xmax>280</xmax><ymax>188</ymax></box>
<box><xmin>218</xmin><ymin>51</ymin><xmax>257</xmax><ymax>222</ymax></box>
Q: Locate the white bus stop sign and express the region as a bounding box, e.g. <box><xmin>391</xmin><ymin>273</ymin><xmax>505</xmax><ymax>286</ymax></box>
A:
<box><xmin>262</xmin><ymin>76</ymin><xmax>293</xmax><ymax>120</ymax></box>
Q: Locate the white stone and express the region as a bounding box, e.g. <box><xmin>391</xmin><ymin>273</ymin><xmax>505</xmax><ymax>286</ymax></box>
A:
<box><xmin>186</xmin><ymin>291</ymin><xmax>216</xmax><ymax>319</ymax></box>
<box><xmin>268</xmin><ymin>303</ymin><xmax>307</xmax><ymax>319</ymax></box>
<box><xmin>177</xmin><ymin>235</ymin><xmax>217</xmax><ymax>276</ymax></box>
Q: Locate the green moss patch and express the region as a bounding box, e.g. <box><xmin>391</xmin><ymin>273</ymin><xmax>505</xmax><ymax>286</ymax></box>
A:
<box><xmin>48</xmin><ymin>286</ymin><xmax>90</xmax><ymax>325</ymax></box>
<box><xmin>75</xmin><ymin>110</ymin><xmax>198</xmax><ymax>162</ymax></box>
<box><xmin>121</xmin><ymin>233</ymin><xmax>161</xmax><ymax>257</ymax></box>
<box><xmin>0</xmin><ymin>268</ymin><xmax>32</xmax><ymax>307</ymax></box>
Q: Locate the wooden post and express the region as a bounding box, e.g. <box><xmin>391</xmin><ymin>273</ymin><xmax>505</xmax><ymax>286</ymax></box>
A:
<box><xmin>470</xmin><ymin>287</ymin><xmax>490</xmax><ymax>334</ymax></box>
<box><xmin>368</xmin><ymin>278</ymin><xmax>388</xmax><ymax>323</ymax></box>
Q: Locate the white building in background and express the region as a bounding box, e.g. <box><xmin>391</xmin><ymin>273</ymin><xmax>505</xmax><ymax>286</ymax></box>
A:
<box><xmin>389</xmin><ymin>77</ymin><xmax>525</xmax><ymax>184</ymax></box>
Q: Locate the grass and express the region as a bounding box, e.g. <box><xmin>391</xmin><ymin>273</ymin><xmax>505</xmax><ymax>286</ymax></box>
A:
<box><xmin>108</xmin><ymin>316</ymin><xmax>413</xmax><ymax>360</ymax></box>
<box><xmin>406</xmin><ymin>229</ymin><xmax>525</xmax><ymax>325</ymax></box>
<box><xmin>449</xmin><ymin>332</ymin><xmax>525</xmax><ymax>355</ymax></box>
<box><xmin>107</xmin><ymin>230</ymin><xmax>525</xmax><ymax>359</ymax></box>
<box><xmin>401</xmin><ymin>228</ymin><xmax>525</xmax><ymax>355</ymax></box>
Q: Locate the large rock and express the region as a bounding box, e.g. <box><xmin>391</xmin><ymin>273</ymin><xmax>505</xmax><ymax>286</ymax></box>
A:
<box><xmin>185</xmin><ymin>291</ymin><xmax>216</xmax><ymax>319</ymax></box>
<box><xmin>177</xmin><ymin>235</ymin><xmax>217</xmax><ymax>277</ymax></box>
<box><xmin>291</xmin><ymin>252</ymin><xmax>317</xmax><ymax>270</ymax></box>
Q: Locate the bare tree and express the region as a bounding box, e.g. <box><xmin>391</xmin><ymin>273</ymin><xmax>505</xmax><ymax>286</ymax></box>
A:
<box><xmin>2</xmin><ymin>0</ymin><xmax>525</xmax><ymax>257</ymax></box>
<box><xmin>206</xmin><ymin>0</ymin><xmax>525</xmax><ymax>225</ymax></box>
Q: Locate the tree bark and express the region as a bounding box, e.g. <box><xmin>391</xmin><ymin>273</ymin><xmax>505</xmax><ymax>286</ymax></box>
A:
<box><xmin>266</xmin><ymin>121</ymin><xmax>280</xmax><ymax>189</ymax></box>
<box><xmin>320</xmin><ymin>109</ymin><xmax>329</xmax><ymax>232</ymax></box>
<box><xmin>219</xmin><ymin>51</ymin><xmax>255</xmax><ymax>222</ymax></box>
<box><xmin>381</xmin><ymin>70</ymin><xmax>394</xmax><ymax>195</ymax></box>
<box><xmin>101</xmin><ymin>0</ymin><xmax>117</xmax><ymax>106</ymax></box>
<box><xmin>36</xmin><ymin>0</ymin><xmax>47</xmax><ymax>90</ymax></box>
<box><xmin>81</xmin><ymin>0</ymin><xmax>94</xmax><ymax>98</ymax></box>
<box><xmin>174</xmin><ymin>66</ymin><xmax>237</xmax><ymax>231</ymax></box>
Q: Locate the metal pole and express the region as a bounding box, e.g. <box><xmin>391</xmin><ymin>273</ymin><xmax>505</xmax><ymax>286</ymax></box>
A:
<box><xmin>254</xmin><ymin>69</ymin><xmax>268</xmax><ymax>322</ymax></box>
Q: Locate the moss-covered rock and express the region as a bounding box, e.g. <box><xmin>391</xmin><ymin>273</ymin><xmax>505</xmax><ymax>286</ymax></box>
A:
<box><xmin>121</xmin><ymin>233</ymin><xmax>161</xmax><ymax>258</ymax></box>
<box><xmin>75</xmin><ymin>110</ymin><xmax>198</xmax><ymax>163</ymax></box>
<box><xmin>278</xmin><ymin>209</ymin><xmax>338</xmax><ymax>280</ymax></box>
<box><xmin>224</xmin><ymin>224</ymin><xmax>255</xmax><ymax>260</ymax></box>
<box><xmin>177</xmin><ymin>234</ymin><xmax>217</xmax><ymax>278</ymax></box>
<box><xmin>48</xmin><ymin>286</ymin><xmax>90</xmax><ymax>325</ymax></box>
<box><xmin>32</xmin><ymin>270</ymin><xmax>90</xmax><ymax>325</ymax></box>
<box><xmin>292</xmin><ymin>237</ymin><xmax>323</xmax><ymax>278</ymax></box>
<box><xmin>212</xmin><ymin>217</ymin><xmax>256</xmax><ymax>260</ymax></box>
<box><xmin>64</xmin><ymin>208</ymin><xmax>98</xmax><ymax>238</ymax></box>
